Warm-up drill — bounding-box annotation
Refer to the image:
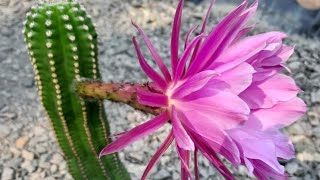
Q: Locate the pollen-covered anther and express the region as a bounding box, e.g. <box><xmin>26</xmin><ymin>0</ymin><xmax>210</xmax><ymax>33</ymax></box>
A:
<box><xmin>51</xmin><ymin>66</ymin><xmax>56</xmax><ymax>72</ymax></box>
<box><xmin>74</xmin><ymin>62</ymin><xmax>79</xmax><ymax>68</ymax></box>
<box><xmin>53</xmin><ymin>79</ymin><xmax>58</xmax><ymax>83</ymax></box>
<box><xmin>75</xmin><ymin>69</ymin><xmax>80</xmax><ymax>74</ymax></box>
<box><xmin>28</xmin><ymin>43</ymin><xmax>32</xmax><ymax>48</ymax></box>
<box><xmin>49</xmin><ymin>60</ymin><xmax>55</xmax><ymax>65</ymax></box>
<box><xmin>88</xmin><ymin>35</ymin><xmax>93</xmax><ymax>40</ymax></box>
<box><xmin>90</xmin><ymin>51</ymin><xmax>95</xmax><ymax>56</ymax></box>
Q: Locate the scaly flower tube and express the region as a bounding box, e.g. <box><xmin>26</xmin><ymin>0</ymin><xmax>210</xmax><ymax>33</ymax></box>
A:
<box><xmin>100</xmin><ymin>0</ymin><xmax>307</xmax><ymax>179</ymax></box>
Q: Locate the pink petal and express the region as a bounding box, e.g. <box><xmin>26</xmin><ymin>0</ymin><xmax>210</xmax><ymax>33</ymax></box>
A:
<box><xmin>228</xmin><ymin>128</ymin><xmax>285</xmax><ymax>174</ymax></box>
<box><xmin>176</xmin><ymin>145</ymin><xmax>192</xmax><ymax>180</ymax></box>
<box><xmin>186</xmin><ymin>0</ymin><xmax>249</xmax><ymax>77</ymax></box>
<box><xmin>205</xmin><ymin>2</ymin><xmax>258</xmax><ymax>67</ymax></box>
<box><xmin>239</xmin><ymin>74</ymin><xmax>300</xmax><ymax>109</ymax></box>
<box><xmin>266</xmin><ymin>129</ymin><xmax>295</xmax><ymax>160</ymax></box>
<box><xmin>252</xmin><ymin>65</ymin><xmax>284</xmax><ymax>82</ymax></box>
<box><xmin>210</xmin><ymin>32</ymin><xmax>286</xmax><ymax>73</ymax></box>
<box><xmin>174</xmin><ymin>34</ymin><xmax>206</xmax><ymax>82</ymax></box>
<box><xmin>142</xmin><ymin>130</ymin><xmax>174</xmax><ymax>180</ymax></box>
<box><xmin>231</xmin><ymin>25</ymin><xmax>254</xmax><ymax>44</ymax></box>
<box><xmin>137</xmin><ymin>89</ymin><xmax>168</xmax><ymax>107</ymax></box>
<box><xmin>177</xmin><ymin>109</ymin><xmax>240</xmax><ymax>165</ymax></box>
<box><xmin>172</xmin><ymin>70</ymin><xmax>219</xmax><ymax>99</ymax></box>
<box><xmin>247</xmin><ymin>97</ymin><xmax>306</xmax><ymax>130</ymax></box>
<box><xmin>186</xmin><ymin>127</ymin><xmax>235</xmax><ymax>180</ymax></box>
<box><xmin>99</xmin><ymin>112</ymin><xmax>169</xmax><ymax>156</ymax></box>
<box><xmin>177</xmin><ymin>89</ymin><xmax>250</xmax><ymax>130</ymax></box>
<box><xmin>132</xmin><ymin>21</ymin><xmax>172</xmax><ymax>82</ymax></box>
<box><xmin>184</xmin><ymin>25</ymin><xmax>198</xmax><ymax>50</ymax></box>
<box><xmin>260</xmin><ymin>45</ymin><xmax>294</xmax><ymax>67</ymax></box>
<box><xmin>252</xmin><ymin>159</ymin><xmax>288</xmax><ymax>180</ymax></box>
<box><xmin>171</xmin><ymin>0</ymin><xmax>184</xmax><ymax>75</ymax></box>
<box><xmin>208</xmin><ymin>62</ymin><xmax>255</xmax><ymax>95</ymax></box>
<box><xmin>190</xmin><ymin>0</ymin><xmax>215</xmax><ymax>62</ymax></box>
<box><xmin>171</xmin><ymin>106</ymin><xmax>194</xmax><ymax>151</ymax></box>
<box><xmin>133</xmin><ymin>36</ymin><xmax>167</xmax><ymax>90</ymax></box>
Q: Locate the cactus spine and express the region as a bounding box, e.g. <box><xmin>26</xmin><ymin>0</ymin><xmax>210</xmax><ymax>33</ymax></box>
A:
<box><xmin>23</xmin><ymin>1</ymin><xmax>130</xmax><ymax>179</ymax></box>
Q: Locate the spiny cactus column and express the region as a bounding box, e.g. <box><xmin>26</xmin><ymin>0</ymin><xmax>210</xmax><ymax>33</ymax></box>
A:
<box><xmin>23</xmin><ymin>1</ymin><xmax>130</xmax><ymax>179</ymax></box>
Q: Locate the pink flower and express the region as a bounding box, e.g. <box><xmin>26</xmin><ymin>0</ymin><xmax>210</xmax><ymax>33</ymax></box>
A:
<box><xmin>100</xmin><ymin>0</ymin><xmax>307</xmax><ymax>179</ymax></box>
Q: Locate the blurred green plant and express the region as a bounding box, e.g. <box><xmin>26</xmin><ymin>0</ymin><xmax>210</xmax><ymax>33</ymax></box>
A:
<box><xmin>23</xmin><ymin>1</ymin><xmax>130</xmax><ymax>179</ymax></box>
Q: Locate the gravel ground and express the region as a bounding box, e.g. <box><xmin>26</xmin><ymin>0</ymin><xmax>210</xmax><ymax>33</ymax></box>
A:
<box><xmin>0</xmin><ymin>0</ymin><xmax>319</xmax><ymax>179</ymax></box>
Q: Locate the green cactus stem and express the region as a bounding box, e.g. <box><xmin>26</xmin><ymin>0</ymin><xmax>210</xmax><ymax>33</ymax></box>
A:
<box><xmin>23</xmin><ymin>1</ymin><xmax>129</xmax><ymax>179</ymax></box>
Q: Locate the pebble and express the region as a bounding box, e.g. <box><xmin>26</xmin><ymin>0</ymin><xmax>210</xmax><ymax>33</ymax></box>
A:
<box><xmin>0</xmin><ymin>124</ymin><xmax>11</xmax><ymax>138</ymax></box>
<box><xmin>50</xmin><ymin>153</ymin><xmax>64</xmax><ymax>164</ymax></box>
<box><xmin>1</xmin><ymin>167</ymin><xmax>15</xmax><ymax>180</ymax></box>
<box><xmin>21</xmin><ymin>160</ymin><xmax>36</xmax><ymax>173</ymax></box>
<box><xmin>22</xmin><ymin>150</ymin><xmax>34</xmax><ymax>161</ymax></box>
<box><xmin>15</xmin><ymin>136</ymin><xmax>29</xmax><ymax>149</ymax></box>
<box><xmin>50</xmin><ymin>164</ymin><xmax>58</xmax><ymax>174</ymax></box>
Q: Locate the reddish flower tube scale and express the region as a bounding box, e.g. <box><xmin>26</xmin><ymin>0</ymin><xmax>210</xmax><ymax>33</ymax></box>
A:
<box><xmin>100</xmin><ymin>0</ymin><xmax>307</xmax><ymax>179</ymax></box>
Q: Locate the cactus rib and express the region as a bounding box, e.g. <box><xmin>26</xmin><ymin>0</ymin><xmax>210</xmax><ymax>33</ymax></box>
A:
<box><xmin>23</xmin><ymin>1</ymin><xmax>130</xmax><ymax>179</ymax></box>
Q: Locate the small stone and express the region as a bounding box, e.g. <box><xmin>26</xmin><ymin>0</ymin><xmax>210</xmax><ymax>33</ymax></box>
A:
<box><xmin>22</xmin><ymin>150</ymin><xmax>34</xmax><ymax>161</ymax></box>
<box><xmin>297</xmin><ymin>151</ymin><xmax>314</xmax><ymax>161</ymax></box>
<box><xmin>1</xmin><ymin>167</ymin><xmax>15</xmax><ymax>180</ymax></box>
<box><xmin>286</xmin><ymin>162</ymin><xmax>300</xmax><ymax>175</ymax></box>
<box><xmin>0</xmin><ymin>124</ymin><xmax>11</xmax><ymax>138</ymax></box>
<box><xmin>308</xmin><ymin>111</ymin><xmax>319</xmax><ymax>126</ymax></box>
<box><xmin>153</xmin><ymin>169</ymin><xmax>170</xmax><ymax>180</ymax></box>
<box><xmin>50</xmin><ymin>153</ymin><xmax>64</xmax><ymax>164</ymax></box>
<box><xmin>30</xmin><ymin>172</ymin><xmax>42</xmax><ymax>180</ymax></box>
<box><xmin>15</xmin><ymin>136</ymin><xmax>29</xmax><ymax>149</ymax></box>
<box><xmin>50</xmin><ymin>164</ymin><xmax>58</xmax><ymax>174</ymax></box>
<box><xmin>34</xmin><ymin>126</ymin><xmax>46</xmax><ymax>136</ymax></box>
<box><xmin>21</xmin><ymin>160</ymin><xmax>36</xmax><ymax>173</ymax></box>
<box><xmin>126</xmin><ymin>152</ymin><xmax>144</xmax><ymax>163</ymax></box>
<box><xmin>35</xmin><ymin>144</ymin><xmax>47</xmax><ymax>154</ymax></box>
<box><xmin>10</xmin><ymin>147</ymin><xmax>21</xmax><ymax>157</ymax></box>
<box><xmin>59</xmin><ymin>162</ymin><xmax>67</xmax><ymax>171</ymax></box>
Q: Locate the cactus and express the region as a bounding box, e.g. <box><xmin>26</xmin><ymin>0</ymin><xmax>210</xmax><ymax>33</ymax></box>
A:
<box><xmin>23</xmin><ymin>1</ymin><xmax>130</xmax><ymax>179</ymax></box>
